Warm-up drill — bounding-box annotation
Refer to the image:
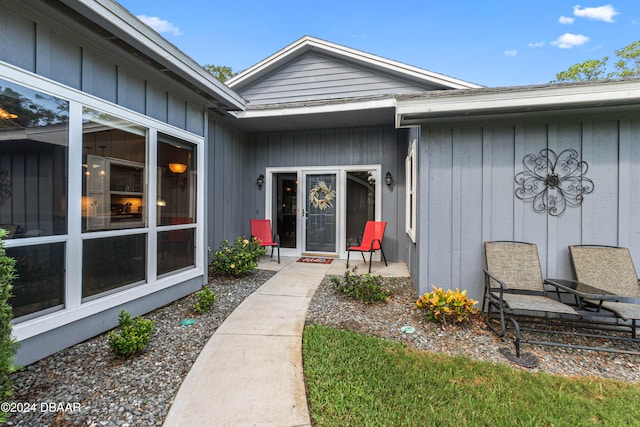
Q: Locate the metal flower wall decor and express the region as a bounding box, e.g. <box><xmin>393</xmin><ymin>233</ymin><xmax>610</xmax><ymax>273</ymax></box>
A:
<box><xmin>514</xmin><ymin>148</ymin><xmax>594</xmax><ymax>216</ymax></box>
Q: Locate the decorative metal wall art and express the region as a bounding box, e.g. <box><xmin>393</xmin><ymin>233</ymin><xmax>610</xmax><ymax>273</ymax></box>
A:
<box><xmin>0</xmin><ymin>168</ymin><xmax>10</xmax><ymax>206</ymax></box>
<box><xmin>514</xmin><ymin>148</ymin><xmax>594</xmax><ymax>216</ymax></box>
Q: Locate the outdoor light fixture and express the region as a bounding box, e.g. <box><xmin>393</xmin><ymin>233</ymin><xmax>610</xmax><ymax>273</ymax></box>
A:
<box><xmin>169</xmin><ymin>163</ymin><xmax>187</xmax><ymax>174</ymax></box>
<box><xmin>385</xmin><ymin>172</ymin><xmax>393</xmax><ymax>186</ymax></box>
<box><xmin>257</xmin><ymin>174</ymin><xmax>264</xmax><ymax>188</ymax></box>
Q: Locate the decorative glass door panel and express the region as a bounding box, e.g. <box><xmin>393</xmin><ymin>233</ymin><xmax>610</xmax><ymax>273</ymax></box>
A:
<box><xmin>346</xmin><ymin>170</ymin><xmax>376</xmax><ymax>247</ymax></box>
<box><xmin>304</xmin><ymin>173</ymin><xmax>337</xmax><ymax>253</ymax></box>
<box><xmin>272</xmin><ymin>173</ymin><xmax>298</xmax><ymax>248</ymax></box>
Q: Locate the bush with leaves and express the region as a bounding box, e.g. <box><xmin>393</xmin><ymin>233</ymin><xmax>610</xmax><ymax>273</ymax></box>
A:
<box><xmin>0</xmin><ymin>229</ymin><xmax>18</xmax><ymax>422</ymax></box>
<box><xmin>210</xmin><ymin>237</ymin><xmax>266</xmax><ymax>277</ymax></box>
<box><xmin>107</xmin><ymin>310</ymin><xmax>154</xmax><ymax>358</ymax></box>
<box><xmin>331</xmin><ymin>266</ymin><xmax>394</xmax><ymax>304</ymax></box>
<box><xmin>414</xmin><ymin>286</ymin><xmax>478</xmax><ymax>326</ymax></box>
<box><xmin>193</xmin><ymin>287</ymin><xmax>216</xmax><ymax>314</ymax></box>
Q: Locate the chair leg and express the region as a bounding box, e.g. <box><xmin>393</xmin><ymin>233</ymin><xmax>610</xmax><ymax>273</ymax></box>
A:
<box><xmin>346</xmin><ymin>250</ymin><xmax>351</xmax><ymax>268</ymax></box>
<box><xmin>360</xmin><ymin>251</ymin><xmax>367</xmax><ymax>263</ymax></box>
<box><xmin>380</xmin><ymin>247</ymin><xmax>388</xmax><ymax>266</ymax></box>
<box><xmin>277</xmin><ymin>245</ymin><xmax>280</xmax><ymax>264</ymax></box>
<box><xmin>368</xmin><ymin>251</ymin><xmax>373</xmax><ymax>273</ymax></box>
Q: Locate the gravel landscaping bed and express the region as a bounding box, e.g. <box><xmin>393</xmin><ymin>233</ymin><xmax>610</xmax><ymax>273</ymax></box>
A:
<box><xmin>7</xmin><ymin>270</ymin><xmax>275</xmax><ymax>427</ymax></box>
<box><xmin>7</xmin><ymin>268</ymin><xmax>640</xmax><ymax>426</ymax></box>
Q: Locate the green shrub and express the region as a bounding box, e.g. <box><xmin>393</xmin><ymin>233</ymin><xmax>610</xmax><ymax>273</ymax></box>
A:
<box><xmin>107</xmin><ymin>310</ymin><xmax>154</xmax><ymax>358</ymax></box>
<box><xmin>193</xmin><ymin>287</ymin><xmax>216</xmax><ymax>314</ymax></box>
<box><xmin>331</xmin><ymin>266</ymin><xmax>394</xmax><ymax>304</ymax></box>
<box><xmin>210</xmin><ymin>237</ymin><xmax>266</xmax><ymax>277</ymax></box>
<box><xmin>0</xmin><ymin>229</ymin><xmax>18</xmax><ymax>422</ymax></box>
<box><xmin>414</xmin><ymin>286</ymin><xmax>478</xmax><ymax>325</ymax></box>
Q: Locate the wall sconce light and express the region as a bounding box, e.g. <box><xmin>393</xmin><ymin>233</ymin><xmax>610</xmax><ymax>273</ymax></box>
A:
<box><xmin>169</xmin><ymin>163</ymin><xmax>187</xmax><ymax>174</ymax></box>
<box><xmin>385</xmin><ymin>171</ymin><xmax>393</xmax><ymax>186</ymax></box>
<box><xmin>257</xmin><ymin>174</ymin><xmax>264</xmax><ymax>188</ymax></box>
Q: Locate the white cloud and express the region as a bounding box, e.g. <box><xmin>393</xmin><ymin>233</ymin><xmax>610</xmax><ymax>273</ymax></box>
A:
<box><xmin>528</xmin><ymin>41</ymin><xmax>545</xmax><ymax>48</ymax></box>
<box><xmin>137</xmin><ymin>15</ymin><xmax>182</xmax><ymax>36</ymax></box>
<box><xmin>573</xmin><ymin>5</ymin><xmax>619</xmax><ymax>23</ymax></box>
<box><xmin>559</xmin><ymin>16</ymin><xmax>575</xmax><ymax>24</ymax></box>
<box><xmin>551</xmin><ymin>33</ymin><xmax>590</xmax><ymax>48</ymax></box>
<box><xmin>504</xmin><ymin>49</ymin><xmax>518</xmax><ymax>57</ymax></box>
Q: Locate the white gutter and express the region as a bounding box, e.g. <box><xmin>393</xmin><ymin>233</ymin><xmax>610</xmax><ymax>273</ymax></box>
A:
<box><xmin>395</xmin><ymin>80</ymin><xmax>640</xmax><ymax>126</ymax></box>
<box><xmin>62</xmin><ymin>0</ymin><xmax>246</xmax><ymax>111</ymax></box>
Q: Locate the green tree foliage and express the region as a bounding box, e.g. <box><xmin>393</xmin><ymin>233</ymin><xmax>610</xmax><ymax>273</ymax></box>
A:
<box><xmin>0</xmin><ymin>229</ymin><xmax>18</xmax><ymax>421</ymax></box>
<box><xmin>554</xmin><ymin>40</ymin><xmax>640</xmax><ymax>82</ymax></box>
<box><xmin>204</xmin><ymin>64</ymin><xmax>237</xmax><ymax>83</ymax></box>
<box><xmin>614</xmin><ymin>40</ymin><xmax>640</xmax><ymax>78</ymax></box>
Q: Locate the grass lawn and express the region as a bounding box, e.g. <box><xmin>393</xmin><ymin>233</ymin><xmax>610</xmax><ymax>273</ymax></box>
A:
<box><xmin>303</xmin><ymin>324</ymin><xmax>640</xmax><ymax>427</ymax></box>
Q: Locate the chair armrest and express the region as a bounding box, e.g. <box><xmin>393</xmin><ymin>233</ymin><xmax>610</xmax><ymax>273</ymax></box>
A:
<box><xmin>273</xmin><ymin>234</ymin><xmax>280</xmax><ymax>244</ymax></box>
<box><xmin>483</xmin><ymin>269</ymin><xmax>509</xmax><ymax>290</ymax></box>
<box><xmin>545</xmin><ymin>278</ymin><xmax>617</xmax><ymax>300</ymax></box>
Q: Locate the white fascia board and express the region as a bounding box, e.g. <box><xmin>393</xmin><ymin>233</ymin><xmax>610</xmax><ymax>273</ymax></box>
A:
<box><xmin>228</xmin><ymin>36</ymin><xmax>482</xmax><ymax>90</ymax></box>
<box><xmin>231</xmin><ymin>97</ymin><xmax>396</xmax><ymax>119</ymax></box>
<box><xmin>64</xmin><ymin>0</ymin><xmax>245</xmax><ymax>111</ymax></box>
<box><xmin>395</xmin><ymin>80</ymin><xmax>640</xmax><ymax>125</ymax></box>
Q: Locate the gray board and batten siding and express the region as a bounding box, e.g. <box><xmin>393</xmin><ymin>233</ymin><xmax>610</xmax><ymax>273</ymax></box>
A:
<box><xmin>415</xmin><ymin>111</ymin><xmax>640</xmax><ymax>302</ymax></box>
<box><xmin>0</xmin><ymin>0</ymin><xmax>209</xmax><ymax>136</ymax></box>
<box><xmin>235</xmin><ymin>125</ymin><xmax>413</xmax><ymax>265</ymax></box>
<box><xmin>235</xmin><ymin>51</ymin><xmax>444</xmax><ymax>105</ymax></box>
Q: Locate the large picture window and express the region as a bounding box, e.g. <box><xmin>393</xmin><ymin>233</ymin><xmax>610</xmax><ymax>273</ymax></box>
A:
<box><xmin>0</xmin><ymin>78</ymin><xmax>69</xmax><ymax>239</ymax></box>
<box><xmin>0</xmin><ymin>71</ymin><xmax>203</xmax><ymax>328</ymax></box>
<box><xmin>82</xmin><ymin>109</ymin><xmax>146</xmax><ymax>232</ymax></box>
<box><xmin>157</xmin><ymin>134</ymin><xmax>197</xmax><ymax>275</ymax></box>
<box><xmin>0</xmin><ymin>78</ymin><xmax>68</xmax><ymax>319</ymax></box>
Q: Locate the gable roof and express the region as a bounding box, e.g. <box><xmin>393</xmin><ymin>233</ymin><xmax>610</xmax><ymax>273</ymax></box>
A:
<box><xmin>228</xmin><ymin>36</ymin><xmax>481</xmax><ymax>131</ymax></box>
<box><xmin>228</xmin><ymin>36</ymin><xmax>482</xmax><ymax>99</ymax></box>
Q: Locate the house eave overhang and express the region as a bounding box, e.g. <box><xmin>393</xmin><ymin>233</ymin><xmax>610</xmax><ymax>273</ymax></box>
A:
<box><xmin>60</xmin><ymin>0</ymin><xmax>246</xmax><ymax>112</ymax></box>
<box><xmin>228</xmin><ymin>36</ymin><xmax>482</xmax><ymax>91</ymax></box>
<box><xmin>230</xmin><ymin>96</ymin><xmax>396</xmax><ymax>132</ymax></box>
<box><xmin>234</xmin><ymin>96</ymin><xmax>396</xmax><ymax>119</ymax></box>
<box><xmin>395</xmin><ymin>80</ymin><xmax>640</xmax><ymax>127</ymax></box>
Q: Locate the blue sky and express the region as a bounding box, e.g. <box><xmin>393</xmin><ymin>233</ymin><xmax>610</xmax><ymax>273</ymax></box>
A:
<box><xmin>117</xmin><ymin>1</ymin><xmax>640</xmax><ymax>87</ymax></box>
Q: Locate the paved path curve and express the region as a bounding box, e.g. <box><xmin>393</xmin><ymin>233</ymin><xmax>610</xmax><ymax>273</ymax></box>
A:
<box><xmin>163</xmin><ymin>259</ymin><xmax>331</xmax><ymax>427</ymax></box>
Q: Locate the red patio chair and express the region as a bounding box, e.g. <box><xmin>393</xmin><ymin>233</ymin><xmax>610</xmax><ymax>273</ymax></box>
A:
<box><xmin>250</xmin><ymin>219</ymin><xmax>280</xmax><ymax>263</ymax></box>
<box><xmin>347</xmin><ymin>220</ymin><xmax>387</xmax><ymax>273</ymax></box>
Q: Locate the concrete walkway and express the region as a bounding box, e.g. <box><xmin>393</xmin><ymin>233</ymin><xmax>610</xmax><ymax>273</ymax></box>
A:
<box><xmin>163</xmin><ymin>256</ymin><xmax>409</xmax><ymax>427</ymax></box>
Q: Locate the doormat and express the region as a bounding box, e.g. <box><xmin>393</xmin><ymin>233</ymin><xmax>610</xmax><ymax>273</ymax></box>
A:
<box><xmin>297</xmin><ymin>257</ymin><xmax>334</xmax><ymax>264</ymax></box>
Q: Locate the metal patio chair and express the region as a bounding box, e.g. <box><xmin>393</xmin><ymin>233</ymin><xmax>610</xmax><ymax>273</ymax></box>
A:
<box><xmin>347</xmin><ymin>221</ymin><xmax>387</xmax><ymax>273</ymax></box>
<box><xmin>250</xmin><ymin>219</ymin><xmax>280</xmax><ymax>263</ymax></box>
<box><xmin>569</xmin><ymin>245</ymin><xmax>640</xmax><ymax>339</ymax></box>
<box><xmin>483</xmin><ymin>241</ymin><xmax>579</xmax><ymax>365</ymax></box>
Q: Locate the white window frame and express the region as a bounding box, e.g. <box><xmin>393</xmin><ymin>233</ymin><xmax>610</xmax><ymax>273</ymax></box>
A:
<box><xmin>0</xmin><ymin>61</ymin><xmax>205</xmax><ymax>341</ymax></box>
<box><xmin>405</xmin><ymin>139</ymin><xmax>417</xmax><ymax>243</ymax></box>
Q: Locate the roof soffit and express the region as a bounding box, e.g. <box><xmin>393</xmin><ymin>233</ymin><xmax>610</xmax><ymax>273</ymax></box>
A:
<box><xmin>55</xmin><ymin>0</ymin><xmax>245</xmax><ymax>112</ymax></box>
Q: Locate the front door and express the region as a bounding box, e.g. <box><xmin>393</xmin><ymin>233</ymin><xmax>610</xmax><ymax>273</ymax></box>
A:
<box><xmin>303</xmin><ymin>172</ymin><xmax>337</xmax><ymax>254</ymax></box>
